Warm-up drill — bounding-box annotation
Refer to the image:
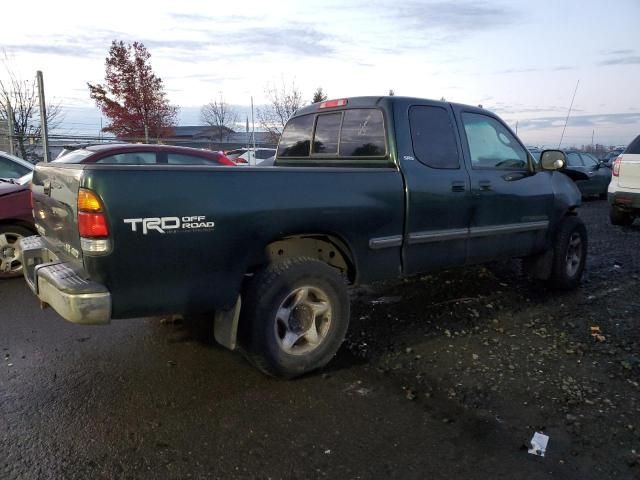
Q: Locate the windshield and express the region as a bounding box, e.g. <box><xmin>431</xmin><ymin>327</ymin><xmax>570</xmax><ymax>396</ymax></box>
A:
<box><xmin>0</xmin><ymin>151</ymin><xmax>33</xmax><ymax>170</ymax></box>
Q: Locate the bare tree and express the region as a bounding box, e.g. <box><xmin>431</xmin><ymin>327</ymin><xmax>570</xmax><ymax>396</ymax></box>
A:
<box><xmin>258</xmin><ymin>81</ymin><xmax>305</xmax><ymax>142</ymax></box>
<box><xmin>0</xmin><ymin>55</ymin><xmax>63</xmax><ymax>161</ymax></box>
<box><xmin>201</xmin><ymin>94</ymin><xmax>238</xmax><ymax>144</ymax></box>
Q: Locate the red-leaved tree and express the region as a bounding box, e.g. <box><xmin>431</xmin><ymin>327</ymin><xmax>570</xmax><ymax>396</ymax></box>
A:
<box><xmin>88</xmin><ymin>41</ymin><xmax>177</xmax><ymax>141</ymax></box>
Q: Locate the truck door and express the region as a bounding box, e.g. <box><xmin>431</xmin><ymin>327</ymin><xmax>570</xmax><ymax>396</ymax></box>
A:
<box><xmin>455</xmin><ymin>108</ymin><xmax>555</xmax><ymax>262</ymax></box>
<box><xmin>395</xmin><ymin>100</ymin><xmax>472</xmax><ymax>275</ymax></box>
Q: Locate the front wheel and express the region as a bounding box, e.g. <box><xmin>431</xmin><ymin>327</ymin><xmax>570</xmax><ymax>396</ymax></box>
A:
<box><xmin>240</xmin><ymin>257</ymin><xmax>350</xmax><ymax>378</ymax></box>
<box><xmin>548</xmin><ymin>216</ymin><xmax>587</xmax><ymax>290</ymax></box>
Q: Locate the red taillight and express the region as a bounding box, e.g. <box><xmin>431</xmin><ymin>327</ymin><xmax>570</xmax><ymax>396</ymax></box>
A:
<box><xmin>319</xmin><ymin>98</ymin><xmax>348</xmax><ymax>109</ymax></box>
<box><xmin>612</xmin><ymin>155</ymin><xmax>622</xmax><ymax>177</ymax></box>
<box><xmin>78</xmin><ymin>212</ymin><xmax>109</xmax><ymax>237</ymax></box>
<box><xmin>77</xmin><ymin>188</ymin><xmax>109</xmax><ymax>238</ymax></box>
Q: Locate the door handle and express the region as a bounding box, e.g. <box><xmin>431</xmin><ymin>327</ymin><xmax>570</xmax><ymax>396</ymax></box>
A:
<box><xmin>451</xmin><ymin>181</ymin><xmax>466</xmax><ymax>192</ymax></box>
<box><xmin>478</xmin><ymin>180</ymin><xmax>492</xmax><ymax>191</ymax></box>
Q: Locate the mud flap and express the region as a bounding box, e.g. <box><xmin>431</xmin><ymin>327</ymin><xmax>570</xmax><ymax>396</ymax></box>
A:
<box><xmin>522</xmin><ymin>249</ymin><xmax>554</xmax><ymax>280</ymax></box>
<box><xmin>214</xmin><ymin>296</ymin><xmax>242</xmax><ymax>350</ymax></box>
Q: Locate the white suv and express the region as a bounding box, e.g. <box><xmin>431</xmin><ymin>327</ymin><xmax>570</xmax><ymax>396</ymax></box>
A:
<box><xmin>609</xmin><ymin>135</ymin><xmax>640</xmax><ymax>225</ymax></box>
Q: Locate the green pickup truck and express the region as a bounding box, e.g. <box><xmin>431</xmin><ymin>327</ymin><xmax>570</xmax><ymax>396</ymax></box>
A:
<box><xmin>21</xmin><ymin>96</ymin><xmax>586</xmax><ymax>377</ymax></box>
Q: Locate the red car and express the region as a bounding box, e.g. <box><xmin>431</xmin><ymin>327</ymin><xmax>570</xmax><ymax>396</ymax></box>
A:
<box><xmin>55</xmin><ymin>143</ymin><xmax>236</xmax><ymax>166</ymax></box>
<box><xmin>0</xmin><ymin>177</ymin><xmax>33</xmax><ymax>278</ymax></box>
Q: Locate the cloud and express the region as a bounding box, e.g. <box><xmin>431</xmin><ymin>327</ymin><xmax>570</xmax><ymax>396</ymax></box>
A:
<box><xmin>518</xmin><ymin>113</ymin><xmax>640</xmax><ymax>130</ymax></box>
<box><xmin>238</xmin><ymin>27</ymin><xmax>335</xmax><ymax>56</ymax></box>
<box><xmin>495</xmin><ymin>65</ymin><xmax>575</xmax><ymax>74</ymax></box>
<box><xmin>168</xmin><ymin>12</ymin><xmax>254</xmax><ymax>23</ymax></box>
<box><xmin>603</xmin><ymin>49</ymin><xmax>634</xmax><ymax>56</ymax></box>
<box><xmin>394</xmin><ymin>1</ymin><xmax>518</xmax><ymax>32</ymax></box>
<box><xmin>599</xmin><ymin>55</ymin><xmax>640</xmax><ymax>66</ymax></box>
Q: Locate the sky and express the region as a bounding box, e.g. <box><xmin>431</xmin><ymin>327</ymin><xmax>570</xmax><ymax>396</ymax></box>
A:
<box><xmin>1</xmin><ymin>0</ymin><xmax>639</xmax><ymax>147</ymax></box>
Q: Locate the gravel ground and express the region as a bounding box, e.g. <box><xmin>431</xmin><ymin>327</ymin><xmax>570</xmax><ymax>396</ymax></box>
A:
<box><xmin>1</xmin><ymin>199</ymin><xmax>639</xmax><ymax>479</ymax></box>
<box><xmin>347</xmin><ymin>199</ymin><xmax>640</xmax><ymax>479</ymax></box>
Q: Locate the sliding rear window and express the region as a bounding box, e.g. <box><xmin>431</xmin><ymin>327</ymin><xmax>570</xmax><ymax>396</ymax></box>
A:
<box><xmin>277</xmin><ymin>108</ymin><xmax>388</xmax><ymax>164</ymax></box>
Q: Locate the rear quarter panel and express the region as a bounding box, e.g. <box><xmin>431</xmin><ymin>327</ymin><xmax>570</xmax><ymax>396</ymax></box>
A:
<box><xmin>81</xmin><ymin>165</ymin><xmax>405</xmax><ymax>318</ymax></box>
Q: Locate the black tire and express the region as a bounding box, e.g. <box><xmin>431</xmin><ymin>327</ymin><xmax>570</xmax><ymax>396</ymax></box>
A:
<box><xmin>548</xmin><ymin>216</ymin><xmax>587</xmax><ymax>290</ymax></box>
<box><xmin>0</xmin><ymin>225</ymin><xmax>33</xmax><ymax>279</ymax></box>
<box><xmin>610</xmin><ymin>206</ymin><xmax>634</xmax><ymax>226</ymax></box>
<box><xmin>240</xmin><ymin>257</ymin><xmax>350</xmax><ymax>378</ymax></box>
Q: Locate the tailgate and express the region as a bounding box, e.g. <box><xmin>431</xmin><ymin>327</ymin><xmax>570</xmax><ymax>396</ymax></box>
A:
<box><xmin>31</xmin><ymin>163</ymin><xmax>84</xmax><ymax>264</ymax></box>
<box><xmin>619</xmin><ymin>153</ymin><xmax>640</xmax><ymax>190</ymax></box>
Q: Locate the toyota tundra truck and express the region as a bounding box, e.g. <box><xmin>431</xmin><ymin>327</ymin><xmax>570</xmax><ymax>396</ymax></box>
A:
<box><xmin>20</xmin><ymin>96</ymin><xmax>587</xmax><ymax>378</ymax></box>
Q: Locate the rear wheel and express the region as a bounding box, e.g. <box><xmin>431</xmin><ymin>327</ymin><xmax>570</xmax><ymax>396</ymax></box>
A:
<box><xmin>610</xmin><ymin>206</ymin><xmax>634</xmax><ymax>226</ymax></box>
<box><xmin>548</xmin><ymin>216</ymin><xmax>587</xmax><ymax>290</ymax></box>
<box><xmin>0</xmin><ymin>225</ymin><xmax>32</xmax><ymax>279</ymax></box>
<box><xmin>240</xmin><ymin>257</ymin><xmax>350</xmax><ymax>378</ymax></box>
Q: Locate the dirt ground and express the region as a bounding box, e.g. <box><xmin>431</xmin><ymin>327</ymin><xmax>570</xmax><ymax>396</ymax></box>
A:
<box><xmin>347</xmin><ymin>198</ymin><xmax>640</xmax><ymax>479</ymax></box>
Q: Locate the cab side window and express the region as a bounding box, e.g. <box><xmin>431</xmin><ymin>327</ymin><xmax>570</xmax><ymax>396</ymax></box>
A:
<box><xmin>566</xmin><ymin>152</ymin><xmax>583</xmax><ymax>167</ymax></box>
<box><xmin>581</xmin><ymin>153</ymin><xmax>598</xmax><ymax>167</ymax></box>
<box><xmin>409</xmin><ymin>106</ymin><xmax>460</xmax><ymax>169</ymax></box>
<box><xmin>462</xmin><ymin>113</ymin><xmax>528</xmax><ymax>170</ymax></box>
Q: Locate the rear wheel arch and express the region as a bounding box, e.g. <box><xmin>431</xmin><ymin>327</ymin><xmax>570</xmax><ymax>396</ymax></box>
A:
<box><xmin>259</xmin><ymin>234</ymin><xmax>357</xmax><ymax>284</ymax></box>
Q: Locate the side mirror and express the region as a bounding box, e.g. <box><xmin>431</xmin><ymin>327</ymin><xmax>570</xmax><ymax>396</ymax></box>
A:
<box><xmin>540</xmin><ymin>150</ymin><xmax>566</xmax><ymax>170</ymax></box>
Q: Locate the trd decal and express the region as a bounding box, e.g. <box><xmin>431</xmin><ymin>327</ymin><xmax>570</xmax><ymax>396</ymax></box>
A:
<box><xmin>123</xmin><ymin>216</ymin><xmax>215</xmax><ymax>234</ymax></box>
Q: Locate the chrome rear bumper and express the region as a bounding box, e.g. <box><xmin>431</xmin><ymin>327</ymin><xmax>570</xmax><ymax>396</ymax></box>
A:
<box><xmin>19</xmin><ymin>236</ymin><xmax>111</xmax><ymax>325</ymax></box>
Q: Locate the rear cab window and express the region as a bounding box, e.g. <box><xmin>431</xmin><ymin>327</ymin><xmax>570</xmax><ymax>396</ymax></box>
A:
<box><xmin>277</xmin><ymin>108</ymin><xmax>389</xmax><ymax>167</ymax></box>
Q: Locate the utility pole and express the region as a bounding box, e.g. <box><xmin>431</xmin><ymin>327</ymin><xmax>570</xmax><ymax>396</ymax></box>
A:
<box><xmin>6</xmin><ymin>101</ymin><xmax>15</xmax><ymax>156</ymax></box>
<box><xmin>144</xmin><ymin>124</ymin><xmax>149</xmax><ymax>143</ymax></box>
<box><xmin>36</xmin><ymin>71</ymin><xmax>50</xmax><ymax>162</ymax></box>
<box><xmin>251</xmin><ymin>96</ymin><xmax>256</xmax><ymax>165</ymax></box>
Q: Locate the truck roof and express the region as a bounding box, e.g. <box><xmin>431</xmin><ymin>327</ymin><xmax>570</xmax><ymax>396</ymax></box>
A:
<box><xmin>294</xmin><ymin>96</ymin><xmax>485</xmax><ymax>117</ymax></box>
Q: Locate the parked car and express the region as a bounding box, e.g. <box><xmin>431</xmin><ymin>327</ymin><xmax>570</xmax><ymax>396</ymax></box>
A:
<box><xmin>20</xmin><ymin>96</ymin><xmax>586</xmax><ymax>378</ymax></box>
<box><xmin>0</xmin><ymin>151</ymin><xmax>34</xmax><ymax>179</ymax></box>
<box><xmin>53</xmin><ymin>144</ymin><xmax>237</xmax><ymax>166</ymax></box>
<box><xmin>0</xmin><ymin>173</ymin><xmax>34</xmax><ymax>278</ymax></box>
<box><xmin>225</xmin><ymin>148</ymin><xmax>276</xmax><ymax>166</ymax></box>
<box><xmin>564</xmin><ymin>151</ymin><xmax>611</xmax><ymax>198</ymax></box>
<box><xmin>601</xmin><ymin>149</ymin><xmax>625</xmax><ymax>167</ymax></box>
<box><xmin>528</xmin><ymin>148</ymin><xmax>607</xmax><ymax>197</ymax></box>
<box><xmin>609</xmin><ymin>135</ymin><xmax>640</xmax><ymax>225</ymax></box>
